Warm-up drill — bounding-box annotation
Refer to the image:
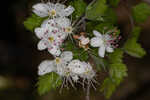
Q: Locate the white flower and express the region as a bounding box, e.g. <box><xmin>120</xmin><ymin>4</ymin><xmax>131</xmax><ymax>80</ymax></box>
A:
<box><xmin>90</xmin><ymin>30</ymin><xmax>114</xmax><ymax>58</ymax></box>
<box><xmin>79</xmin><ymin>62</ymin><xmax>95</xmax><ymax>80</ymax></box>
<box><xmin>33</xmin><ymin>2</ymin><xmax>74</xmax><ymax>18</ymax></box>
<box><xmin>54</xmin><ymin>17</ymin><xmax>73</xmax><ymax>34</ymax></box>
<box><xmin>67</xmin><ymin>60</ymin><xmax>95</xmax><ymax>81</ymax></box>
<box><xmin>35</xmin><ymin>19</ymin><xmax>65</xmax><ymax>56</ymax></box>
<box><xmin>38</xmin><ymin>51</ymin><xmax>73</xmax><ymax>76</ymax></box>
<box><xmin>54</xmin><ymin>51</ymin><xmax>73</xmax><ymax>76</ymax></box>
<box><xmin>67</xmin><ymin>60</ymin><xmax>85</xmax><ymax>75</ymax></box>
<box><xmin>79</xmin><ymin>35</ymin><xmax>90</xmax><ymax>45</ymax></box>
<box><xmin>38</xmin><ymin>60</ymin><xmax>56</xmax><ymax>76</ymax></box>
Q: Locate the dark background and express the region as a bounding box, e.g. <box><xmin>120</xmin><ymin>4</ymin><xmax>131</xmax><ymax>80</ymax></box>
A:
<box><xmin>0</xmin><ymin>0</ymin><xmax>150</xmax><ymax>100</ymax></box>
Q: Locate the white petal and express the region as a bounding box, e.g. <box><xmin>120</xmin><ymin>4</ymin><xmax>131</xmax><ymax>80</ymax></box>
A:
<box><xmin>47</xmin><ymin>2</ymin><xmax>55</xmax><ymax>9</ymax></box>
<box><xmin>41</xmin><ymin>19</ymin><xmax>49</xmax><ymax>28</ymax></box>
<box><xmin>90</xmin><ymin>37</ymin><xmax>103</xmax><ymax>47</ymax></box>
<box><xmin>63</xmin><ymin>6</ymin><xmax>75</xmax><ymax>16</ymax></box>
<box><xmin>55</xmin><ymin>3</ymin><xmax>65</xmax><ymax>10</ymax></box>
<box><xmin>32</xmin><ymin>3</ymin><xmax>49</xmax><ymax>17</ymax></box>
<box><xmin>61</xmin><ymin>51</ymin><xmax>73</xmax><ymax>62</ymax></box>
<box><xmin>37</xmin><ymin>40</ymin><xmax>47</xmax><ymax>50</ymax></box>
<box><xmin>48</xmin><ymin>46</ymin><xmax>61</xmax><ymax>56</ymax></box>
<box><xmin>67</xmin><ymin>60</ymin><xmax>85</xmax><ymax>75</ymax></box>
<box><xmin>81</xmin><ymin>37</ymin><xmax>90</xmax><ymax>45</ymax></box>
<box><xmin>106</xmin><ymin>46</ymin><xmax>114</xmax><ymax>53</ymax></box>
<box><xmin>38</xmin><ymin>60</ymin><xmax>55</xmax><ymax>76</ymax></box>
<box><xmin>98</xmin><ymin>45</ymin><xmax>106</xmax><ymax>58</ymax></box>
<box><xmin>34</xmin><ymin>28</ymin><xmax>45</xmax><ymax>39</ymax></box>
<box><xmin>93</xmin><ymin>30</ymin><xmax>102</xmax><ymax>37</ymax></box>
<box><xmin>55</xmin><ymin>17</ymin><xmax>71</xmax><ymax>28</ymax></box>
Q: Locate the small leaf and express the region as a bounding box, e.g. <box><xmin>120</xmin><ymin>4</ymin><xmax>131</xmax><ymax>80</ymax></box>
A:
<box><xmin>124</xmin><ymin>27</ymin><xmax>146</xmax><ymax>58</ymax></box>
<box><xmin>103</xmin><ymin>8</ymin><xmax>118</xmax><ymax>24</ymax></box>
<box><xmin>37</xmin><ymin>72</ymin><xmax>62</xmax><ymax>95</ymax></box>
<box><xmin>101</xmin><ymin>49</ymin><xmax>127</xmax><ymax>98</ymax></box>
<box><xmin>100</xmin><ymin>78</ymin><xmax>116</xmax><ymax>99</ymax></box>
<box><xmin>130</xmin><ymin>26</ymin><xmax>141</xmax><ymax>39</ymax></box>
<box><xmin>132</xmin><ymin>3</ymin><xmax>150</xmax><ymax>23</ymax></box>
<box><xmin>70</xmin><ymin>0</ymin><xmax>87</xmax><ymax>19</ymax></box>
<box><xmin>109</xmin><ymin>63</ymin><xmax>128</xmax><ymax>85</ymax></box>
<box><xmin>124</xmin><ymin>38</ymin><xmax>146</xmax><ymax>58</ymax></box>
<box><xmin>24</xmin><ymin>14</ymin><xmax>47</xmax><ymax>32</ymax></box>
<box><xmin>108</xmin><ymin>49</ymin><xmax>124</xmax><ymax>64</ymax></box>
<box><xmin>86</xmin><ymin>0</ymin><xmax>107</xmax><ymax>21</ymax></box>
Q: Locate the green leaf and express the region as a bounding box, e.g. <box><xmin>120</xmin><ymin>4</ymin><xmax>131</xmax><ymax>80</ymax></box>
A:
<box><xmin>24</xmin><ymin>14</ymin><xmax>47</xmax><ymax>32</ymax></box>
<box><xmin>100</xmin><ymin>78</ymin><xmax>116</xmax><ymax>99</ymax></box>
<box><xmin>124</xmin><ymin>38</ymin><xmax>146</xmax><ymax>58</ymax></box>
<box><xmin>109</xmin><ymin>0</ymin><xmax>120</xmax><ymax>7</ymax></box>
<box><xmin>86</xmin><ymin>0</ymin><xmax>108</xmax><ymax>21</ymax></box>
<box><xmin>108</xmin><ymin>49</ymin><xmax>127</xmax><ymax>85</ymax></box>
<box><xmin>108</xmin><ymin>49</ymin><xmax>124</xmax><ymax>64</ymax></box>
<box><xmin>124</xmin><ymin>27</ymin><xmax>146</xmax><ymax>58</ymax></box>
<box><xmin>62</xmin><ymin>41</ymin><xmax>89</xmax><ymax>61</ymax></box>
<box><xmin>103</xmin><ymin>8</ymin><xmax>118</xmax><ymax>24</ymax></box>
<box><xmin>94</xmin><ymin>23</ymin><xmax>115</xmax><ymax>33</ymax></box>
<box><xmin>90</xmin><ymin>54</ymin><xmax>108</xmax><ymax>71</ymax></box>
<box><xmin>37</xmin><ymin>72</ymin><xmax>62</xmax><ymax>95</ymax></box>
<box><xmin>130</xmin><ymin>26</ymin><xmax>141</xmax><ymax>39</ymax></box>
<box><xmin>101</xmin><ymin>49</ymin><xmax>127</xmax><ymax>98</ymax></box>
<box><xmin>132</xmin><ymin>3</ymin><xmax>150</xmax><ymax>23</ymax></box>
<box><xmin>70</xmin><ymin>0</ymin><xmax>87</xmax><ymax>19</ymax></box>
<box><xmin>109</xmin><ymin>63</ymin><xmax>127</xmax><ymax>85</ymax></box>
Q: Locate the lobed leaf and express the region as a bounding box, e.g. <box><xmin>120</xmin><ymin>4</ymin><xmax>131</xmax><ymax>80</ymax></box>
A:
<box><xmin>37</xmin><ymin>72</ymin><xmax>62</xmax><ymax>95</ymax></box>
<box><xmin>124</xmin><ymin>38</ymin><xmax>146</xmax><ymax>58</ymax></box>
<box><xmin>70</xmin><ymin>0</ymin><xmax>87</xmax><ymax>19</ymax></box>
<box><xmin>86</xmin><ymin>0</ymin><xmax>108</xmax><ymax>21</ymax></box>
<box><xmin>132</xmin><ymin>3</ymin><xmax>150</xmax><ymax>23</ymax></box>
<box><xmin>24</xmin><ymin>14</ymin><xmax>47</xmax><ymax>32</ymax></box>
<box><xmin>124</xmin><ymin>27</ymin><xmax>146</xmax><ymax>58</ymax></box>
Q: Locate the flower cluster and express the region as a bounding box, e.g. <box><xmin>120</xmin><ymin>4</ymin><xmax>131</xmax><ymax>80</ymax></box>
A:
<box><xmin>38</xmin><ymin>51</ymin><xmax>95</xmax><ymax>83</ymax></box>
<box><xmin>34</xmin><ymin>2</ymin><xmax>74</xmax><ymax>56</ymax></box>
<box><xmin>33</xmin><ymin>2</ymin><xmax>97</xmax><ymax>88</ymax></box>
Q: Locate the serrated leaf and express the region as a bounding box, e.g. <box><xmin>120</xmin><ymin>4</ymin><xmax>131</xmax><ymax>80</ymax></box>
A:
<box><xmin>103</xmin><ymin>8</ymin><xmax>117</xmax><ymax>24</ymax></box>
<box><xmin>24</xmin><ymin>14</ymin><xmax>47</xmax><ymax>32</ymax></box>
<box><xmin>124</xmin><ymin>38</ymin><xmax>146</xmax><ymax>58</ymax></box>
<box><xmin>108</xmin><ymin>49</ymin><xmax>124</xmax><ymax>64</ymax></box>
<box><xmin>132</xmin><ymin>3</ymin><xmax>150</xmax><ymax>23</ymax></box>
<box><xmin>37</xmin><ymin>72</ymin><xmax>62</xmax><ymax>95</ymax></box>
<box><xmin>109</xmin><ymin>63</ymin><xmax>127</xmax><ymax>85</ymax></box>
<box><xmin>100</xmin><ymin>78</ymin><xmax>116</xmax><ymax>99</ymax></box>
<box><xmin>101</xmin><ymin>49</ymin><xmax>127</xmax><ymax>98</ymax></box>
<box><xmin>86</xmin><ymin>0</ymin><xmax>108</xmax><ymax>21</ymax></box>
<box><xmin>130</xmin><ymin>26</ymin><xmax>141</xmax><ymax>39</ymax></box>
<box><xmin>70</xmin><ymin>0</ymin><xmax>87</xmax><ymax>19</ymax></box>
<box><xmin>94</xmin><ymin>22</ymin><xmax>115</xmax><ymax>33</ymax></box>
<box><xmin>124</xmin><ymin>27</ymin><xmax>146</xmax><ymax>58</ymax></box>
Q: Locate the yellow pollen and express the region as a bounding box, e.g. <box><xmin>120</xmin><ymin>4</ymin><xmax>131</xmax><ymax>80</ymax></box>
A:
<box><xmin>50</xmin><ymin>9</ymin><xmax>56</xmax><ymax>16</ymax></box>
<box><xmin>55</xmin><ymin>57</ymin><xmax>61</xmax><ymax>64</ymax></box>
<box><xmin>48</xmin><ymin>37</ymin><xmax>54</xmax><ymax>42</ymax></box>
<box><xmin>65</xmin><ymin>27</ymin><xmax>72</xmax><ymax>33</ymax></box>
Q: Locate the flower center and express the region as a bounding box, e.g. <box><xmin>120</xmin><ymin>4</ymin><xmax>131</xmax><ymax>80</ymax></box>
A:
<box><xmin>50</xmin><ymin>9</ymin><xmax>56</xmax><ymax>16</ymax></box>
<box><xmin>55</xmin><ymin>57</ymin><xmax>61</xmax><ymax>64</ymax></box>
<box><xmin>65</xmin><ymin>27</ymin><xmax>72</xmax><ymax>33</ymax></box>
<box><xmin>48</xmin><ymin>37</ymin><xmax>54</xmax><ymax>42</ymax></box>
